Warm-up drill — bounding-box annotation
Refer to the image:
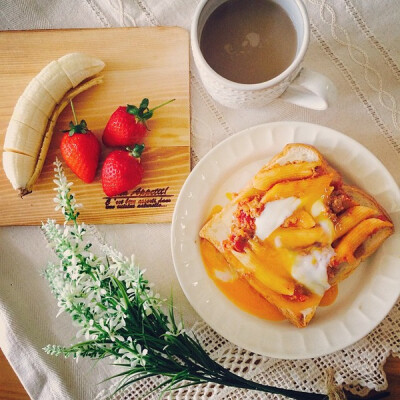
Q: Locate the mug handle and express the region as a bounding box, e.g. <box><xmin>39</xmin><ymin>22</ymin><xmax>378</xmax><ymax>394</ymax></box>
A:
<box><xmin>279</xmin><ymin>68</ymin><xmax>336</xmax><ymax>110</ymax></box>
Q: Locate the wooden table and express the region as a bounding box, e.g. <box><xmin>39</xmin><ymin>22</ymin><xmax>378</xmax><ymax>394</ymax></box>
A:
<box><xmin>0</xmin><ymin>349</ymin><xmax>28</xmax><ymax>400</ymax></box>
<box><xmin>1</xmin><ymin>348</ymin><xmax>399</xmax><ymax>399</ymax></box>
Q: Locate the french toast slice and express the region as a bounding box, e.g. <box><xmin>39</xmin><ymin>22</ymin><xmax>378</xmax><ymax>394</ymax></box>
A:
<box><xmin>199</xmin><ymin>143</ymin><xmax>394</xmax><ymax>327</ymax></box>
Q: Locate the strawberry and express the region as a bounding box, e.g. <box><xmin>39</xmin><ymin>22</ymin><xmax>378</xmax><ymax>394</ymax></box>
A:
<box><xmin>102</xmin><ymin>98</ymin><xmax>175</xmax><ymax>147</ymax></box>
<box><xmin>101</xmin><ymin>144</ymin><xmax>145</xmax><ymax>197</ymax></box>
<box><xmin>60</xmin><ymin>119</ymin><xmax>101</xmax><ymax>183</ymax></box>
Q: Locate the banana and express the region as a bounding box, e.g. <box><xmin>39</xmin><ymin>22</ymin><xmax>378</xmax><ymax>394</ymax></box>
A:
<box><xmin>2</xmin><ymin>52</ymin><xmax>105</xmax><ymax>196</ymax></box>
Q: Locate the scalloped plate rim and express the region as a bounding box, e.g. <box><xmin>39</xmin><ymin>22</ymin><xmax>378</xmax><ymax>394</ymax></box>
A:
<box><xmin>171</xmin><ymin>121</ymin><xmax>400</xmax><ymax>359</ymax></box>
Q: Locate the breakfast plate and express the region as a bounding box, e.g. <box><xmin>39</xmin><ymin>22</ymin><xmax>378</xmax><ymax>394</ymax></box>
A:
<box><xmin>171</xmin><ymin>121</ymin><xmax>400</xmax><ymax>359</ymax></box>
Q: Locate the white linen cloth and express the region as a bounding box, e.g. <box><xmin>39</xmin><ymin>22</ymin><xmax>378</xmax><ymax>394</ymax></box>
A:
<box><xmin>0</xmin><ymin>0</ymin><xmax>399</xmax><ymax>399</ymax></box>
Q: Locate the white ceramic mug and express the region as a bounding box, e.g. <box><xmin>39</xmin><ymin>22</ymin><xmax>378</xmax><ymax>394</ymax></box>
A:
<box><xmin>191</xmin><ymin>0</ymin><xmax>336</xmax><ymax>110</ymax></box>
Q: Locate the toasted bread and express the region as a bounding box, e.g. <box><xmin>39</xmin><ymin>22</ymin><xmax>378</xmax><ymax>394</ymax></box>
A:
<box><xmin>199</xmin><ymin>143</ymin><xmax>394</xmax><ymax>327</ymax></box>
<box><xmin>329</xmin><ymin>184</ymin><xmax>394</xmax><ymax>285</ymax></box>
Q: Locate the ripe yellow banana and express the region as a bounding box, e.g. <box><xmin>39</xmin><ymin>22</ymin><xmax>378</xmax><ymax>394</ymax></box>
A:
<box><xmin>2</xmin><ymin>52</ymin><xmax>105</xmax><ymax>196</ymax></box>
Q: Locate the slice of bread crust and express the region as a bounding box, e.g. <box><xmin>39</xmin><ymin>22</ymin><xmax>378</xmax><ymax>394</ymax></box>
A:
<box><xmin>329</xmin><ymin>184</ymin><xmax>394</xmax><ymax>285</ymax></box>
<box><xmin>199</xmin><ymin>143</ymin><xmax>394</xmax><ymax>328</ymax></box>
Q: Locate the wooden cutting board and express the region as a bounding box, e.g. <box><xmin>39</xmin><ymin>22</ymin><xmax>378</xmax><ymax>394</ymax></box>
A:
<box><xmin>0</xmin><ymin>27</ymin><xmax>190</xmax><ymax>226</ymax></box>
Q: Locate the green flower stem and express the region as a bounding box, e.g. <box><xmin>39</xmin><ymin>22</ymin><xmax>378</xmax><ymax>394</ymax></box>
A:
<box><xmin>201</xmin><ymin>366</ymin><xmax>327</xmax><ymax>400</ymax></box>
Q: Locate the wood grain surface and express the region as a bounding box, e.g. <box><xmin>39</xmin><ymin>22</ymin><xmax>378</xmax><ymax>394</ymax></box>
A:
<box><xmin>0</xmin><ymin>348</ymin><xmax>399</xmax><ymax>399</ymax></box>
<box><xmin>0</xmin><ymin>27</ymin><xmax>190</xmax><ymax>225</ymax></box>
<box><xmin>0</xmin><ymin>349</ymin><xmax>29</xmax><ymax>400</ymax></box>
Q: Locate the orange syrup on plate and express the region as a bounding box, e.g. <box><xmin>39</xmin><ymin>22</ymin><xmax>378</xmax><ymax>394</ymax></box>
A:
<box><xmin>200</xmin><ymin>237</ymin><xmax>285</xmax><ymax>320</ymax></box>
<box><xmin>200</xmin><ymin>204</ymin><xmax>338</xmax><ymax>321</ymax></box>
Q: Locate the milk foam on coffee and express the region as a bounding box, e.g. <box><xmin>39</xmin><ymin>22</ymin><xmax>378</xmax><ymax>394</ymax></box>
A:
<box><xmin>200</xmin><ymin>0</ymin><xmax>297</xmax><ymax>84</ymax></box>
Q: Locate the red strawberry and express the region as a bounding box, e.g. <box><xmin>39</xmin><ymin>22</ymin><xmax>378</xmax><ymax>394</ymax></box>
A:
<box><xmin>101</xmin><ymin>144</ymin><xmax>145</xmax><ymax>197</ymax></box>
<box><xmin>60</xmin><ymin>120</ymin><xmax>101</xmax><ymax>183</ymax></box>
<box><xmin>102</xmin><ymin>98</ymin><xmax>175</xmax><ymax>147</ymax></box>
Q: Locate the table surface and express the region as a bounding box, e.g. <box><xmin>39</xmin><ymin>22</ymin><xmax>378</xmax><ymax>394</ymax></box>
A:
<box><xmin>1</xmin><ymin>348</ymin><xmax>399</xmax><ymax>399</ymax></box>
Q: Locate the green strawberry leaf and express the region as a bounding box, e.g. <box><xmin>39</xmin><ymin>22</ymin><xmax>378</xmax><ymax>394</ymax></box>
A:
<box><xmin>127</xmin><ymin>143</ymin><xmax>145</xmax><ymax>159</ymax></box>
<box><xmin>62</xmin><ymin>120</ymin><xmax>88</xmax><ymax>136</ymax></box>
<box><xmin>126</xmin><ymin>98</ymin><xmax>175</xmax><ymax>126</ymax></box>
<box><xmin>140</xmin><ymin>98</ymin><xmax>149</xmax><ymax>109</ymax></box>
<box><xmin>126</xmin><ymin>104</ymin><xmax>140</xmax><ymax>116</ymax></box>
<box><xmin>142</xmin><ymin>110</ymin><xmax>153</xmax><ymax>120</ymax></box>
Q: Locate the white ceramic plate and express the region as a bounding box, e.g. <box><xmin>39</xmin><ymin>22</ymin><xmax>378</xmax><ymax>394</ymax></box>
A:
<box><xmin>171</xmin><ymin>121</ymin><xmax>400</xmax><ymax>359</ymax></box>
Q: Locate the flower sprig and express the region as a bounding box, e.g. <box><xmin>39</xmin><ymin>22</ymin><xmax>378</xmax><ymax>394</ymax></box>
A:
<box><xmin>52</xmin><ymin>158</ymin><xmax>81</xmax><ymax>225</ymax></box>
<box><xmin>42</xmin><ymin>159</ymin><xmax>361</xmax><ymax>400</ymax></box>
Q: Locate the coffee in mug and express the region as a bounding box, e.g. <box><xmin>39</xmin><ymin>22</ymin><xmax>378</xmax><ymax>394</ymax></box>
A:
<box><xmin>200</xmin><ymin>0</ymin><xmax>297</xmax><ymax>84</ymax></box>
<box><xmin>191</xmin><ymin>0</ymin><xmax>336</xmax><ymax>109</ymax></box>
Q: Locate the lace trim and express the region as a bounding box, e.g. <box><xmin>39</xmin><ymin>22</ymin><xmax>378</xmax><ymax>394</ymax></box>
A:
<box><xmin>84</xmin><ymin>0</ymin><xmax>111</xmax><ymax>27</ymax></box>
<box><xmin>307</xmin><ymin>0</ymin><xmax>400</xmax><ymax>133</ymax></box>
<box><xmin>135</xmin><ymin>0</ymin><xmax>159</xmax><ymax>27</ymax></box>
<box><xmin>190</xmin><ymin>148</ymin><xmax>199</xmax><ymax>166</ymax></box>
<box><xmin>310</xmin><ymin>21</ymin><xmax>400</xmax><ymax>154</ymax></box>
<box><xmin>344</xmin><ymin>0</ymin><xmax>400</xmax><ymax>82</ymax></box>
<box><xmin>190</xmin><ymin>72</ymin><xmax>235</xmax><ymax>139</ymax></box>
<box><xmin>107</xmin><ymin>0</ymin><xmax>137</xmax><ymax>27</ymax></box>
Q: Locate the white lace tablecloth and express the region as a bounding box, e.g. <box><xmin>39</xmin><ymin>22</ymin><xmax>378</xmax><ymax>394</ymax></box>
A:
<box><xmin>1</xmin><ymin>1</ymin><xmax>400</xmax><ymax>399</ymax></box>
